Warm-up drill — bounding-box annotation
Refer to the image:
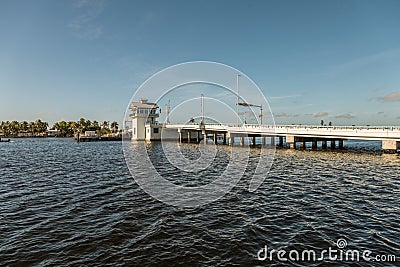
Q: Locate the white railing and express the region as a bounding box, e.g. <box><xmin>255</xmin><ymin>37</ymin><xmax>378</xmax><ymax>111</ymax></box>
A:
<box><xmin>167</xmin><ymin>123</ymin><xmax>400</xmax><ymax>131</ymax></box>
<box><xmin>164</xmin><ymin>123</ymin><xmax>400</xmax><ymax>140</ymax></box>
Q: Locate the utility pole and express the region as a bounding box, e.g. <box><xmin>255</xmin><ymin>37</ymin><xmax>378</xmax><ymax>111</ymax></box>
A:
<box><xmin>201</xmin><ymin>94</ymin><xmax>204</xmax><ymax>124</ymax></box>
<box><xmin>166</xmin><ymin>100</ymin><xmax>170</xmax><ymax>124</ymax></box>
<box><xmin>236</xmin><ymin>74</ymin><xmax>241</xmax><ymax>126</ymax></box>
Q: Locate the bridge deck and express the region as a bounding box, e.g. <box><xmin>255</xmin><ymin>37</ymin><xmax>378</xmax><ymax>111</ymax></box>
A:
<box><xmin>165</xmin><ymin>124</ymin><xmax>400</xmax><ymax>141</ymax></box>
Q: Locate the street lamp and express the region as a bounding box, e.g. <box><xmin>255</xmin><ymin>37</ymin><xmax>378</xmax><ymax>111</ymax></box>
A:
<box><xmin>237</xmin><ymin>102</ymin><xmax>263</xmax><ymax>125</ymax></box>
<box><xmin>236</xmin><ymin>74</ymin><xmax>241</xmax><ymax>126</ymax></box>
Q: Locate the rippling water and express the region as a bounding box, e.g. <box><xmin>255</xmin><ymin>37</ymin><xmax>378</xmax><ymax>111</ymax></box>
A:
<box><xmin>0</xmin><ymin>138</ymin><xmax>399</xmax><ymax>266</ymax></box>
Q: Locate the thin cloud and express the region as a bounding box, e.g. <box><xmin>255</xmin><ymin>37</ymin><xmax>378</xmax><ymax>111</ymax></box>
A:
<box><xmin>335</xmin><ymin>113</ymin><xmax>355</xmax><ymax>119</ymax></box>
<box><xmin>314</xmin><ymin>111</ymin><xmax>328</xmax><ymax>118</ymax></box>
<box><xmin>69</xmin><ymin>0</ymin><xmax>106</xmax><ymax>40</ymax></box>
<box><xmin>275</xmin><ymin>112</ymin><xmax>288</xmax><ymax>117</ymax></box>
<box><xmin>274</xmin><ymin>112</ymin><xmax>300</xmax><ymax>118</ymax></box>
<box><xmin>327</xmin><ymin>49</ymin><xmax>400</xmax><ymax>76</ymax></box>
<box><xmin>269</xmin><ymin>94</ymin><xmax>301</xmax><ymax>100</ymax></box>
<box><xmin>377</xmin><ymin>91</ymin><xmax>400</xmax><ymax>102</ymax></box>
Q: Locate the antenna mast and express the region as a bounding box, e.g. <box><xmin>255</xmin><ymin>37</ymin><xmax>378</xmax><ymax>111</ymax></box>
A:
<box><xmin>201</xmin><ymin>94</ymin><xmax>204</xmax><ymax>124</ymax></box>
<box><xmin>166</xmin><ymin>100</ymin><xmax>170</xmax><ymax>124</ymax></box>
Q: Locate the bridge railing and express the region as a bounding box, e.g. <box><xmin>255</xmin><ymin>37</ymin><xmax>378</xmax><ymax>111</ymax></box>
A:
<box><xmin>165</xmin><ymin>123</ymin><xmax>400</xmax><ymax>132</ymax></box>
<box><xmin>241</xmin><ymin>124</ymin><xmax>400</xmax><ymax>131</ymax></box>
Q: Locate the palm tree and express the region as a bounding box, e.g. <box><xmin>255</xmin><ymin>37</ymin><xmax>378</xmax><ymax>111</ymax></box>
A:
<box><xmin>68</xmin><ymin>121</ymin><xmax>78</xmax><ymax>135</ymax></box>
<box><xmin>34</xmin><ymin>119</ymin><xmax>48</xmax><ymax>135</ymax></box>
<box><xmin>1</xmin><ymin>121</ymin><xmax>10</xmax><ymax>137</ymax></box>
<box><xmin>28</xmin><ymin>122</ymin><xmax>36</xmax><ymax>135</ymax></box>
<box><xmin>10</xmin><ymin>121</ymin><xmax>20</xmax><ymax>136</ymax></box>
<box><xmin>53</xmin><ymin>121</ymin><xmax>69</xmax><ymax>137</ymax></box>
<box><xmin>85</xmin><ymin>119</ymin><xmax>92</xmax><ymax>130</ymax></box>
<box><xmin>77</xmin><ymin>118</ymin><xmax>87</xmax><ymax>133</ymax></box>
<box><xmin>20</xmin><ymin>121</ymin><xmax>29</xmax><ymax>132</ymax></box>
<box><xmin>92</xmin><ymin>120</ymin><xmax>100</xmax><ymax>131</ymax></box>
<box><xmin>101</xmin><ymin>121</ymin><xmax>109</xmax><ymax>130</ymax></box>
<box><xmin>111</xmin><ymin>121</ymin><xmax>119</xmax><ymax>133</ymax></box>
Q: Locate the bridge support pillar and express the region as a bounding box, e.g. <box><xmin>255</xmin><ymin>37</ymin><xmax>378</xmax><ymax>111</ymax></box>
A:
<box><xmin>262</xmin><ymin>136</ymin><xmax>266</xmax><ymax>146</ymax></box>
<box><xmin>229</xmin><ymin>134</ymin><xmax>234</xmax><ymax>146</ymax></box>
<box><xmin>382</xmin><ymin>140</ymin><xmax>400</xmax><ymax>153</ymax></box>
<box><xmin>203</xmin><ymin>132</ymin><xmax>207</xmax><ymax>144</ymax></box>
<box><xmin>213</xmin><ymin>133</ymin><xmax>217</xmax><ymax>144</ymax></box>
<box><xmin>223</xmin><ymin>133</ymin><xmax>227</xmax><ymax>145</ymax></box>
<box><xmin>312</xmin><ymin>141</ymin><xmax>317</xmax><ymax>150</ymax></box>
<box><xmin>286</xmin><ymin>135</ymin><xmax>296</xmax><ymax>149</ymax></box>
<box><xmin>252</xmin><ymin>136</ymin><xmax>256</xmax><ymax>146</ymax></box>
<box><xmin>301</xmin><ymin>141</ymin><xmax>306</xmax><ymax>149</ymax></box>
<box><xmin>279</xmin><ymin>136</ymin><xmax>284</xmax><ymax>147</ymax></box>
<box><xmin>271</xmin><ymin>136</ymin><xmax>275</xmax><ymax>146</ymax></box>
<box><xmin>321</xmin><ymin>140</ymin><xmax>327</xmax><ymax>149</ymax></box>
<box><xmin>338</xmin><ymin>140</ymin><xmax>344</xmax><ymax>149</ymax></box>
<box><xmin>187</xmin><ymin>131</ymin><xmax>191</xmax><ymax>143</ymax></box>
<box><xmin>240</xmin><ymin>136</ymin><xmax>244</xmax><ymax>146</ymax></box>
<box><xmin>331</xmin><ymin>140</ymin><xmax>336</xmax><ymax>149</ymax></box>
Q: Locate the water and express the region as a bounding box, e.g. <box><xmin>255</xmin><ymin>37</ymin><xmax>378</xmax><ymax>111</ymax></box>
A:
<box><xmin>0</xmin><ymin>138</ymin><xmax>399</xmax><ymax>266</ymax></box>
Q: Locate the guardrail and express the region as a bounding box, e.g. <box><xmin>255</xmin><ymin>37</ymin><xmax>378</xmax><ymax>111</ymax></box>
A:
<box><xmin>166</xmin><ymin>123</ymin><xmax>400</xmax><ymax>131</ymax></box>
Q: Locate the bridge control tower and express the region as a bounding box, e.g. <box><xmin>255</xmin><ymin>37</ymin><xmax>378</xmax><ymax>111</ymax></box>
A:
<box><xmin>129</xmin><ymin>98</ymin><xmax>161</xmax><ymax>141</ymax></box>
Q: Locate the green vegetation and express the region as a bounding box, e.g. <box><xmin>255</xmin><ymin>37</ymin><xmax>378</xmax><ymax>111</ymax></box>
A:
<box><xmin>0</xmin><ymin>118</ymin><xmax>119</xmax><ymax>138</ymax></box>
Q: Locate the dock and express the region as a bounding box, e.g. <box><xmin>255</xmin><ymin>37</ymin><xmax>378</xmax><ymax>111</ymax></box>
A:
<box><xmin>75</xmin><ymin>131</ymin><xmax>122</xmax><ymax>142</ymax></box>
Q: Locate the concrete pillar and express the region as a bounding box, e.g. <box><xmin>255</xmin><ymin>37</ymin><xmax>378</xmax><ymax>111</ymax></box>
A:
<box><xmin>262</xmin><ymin>136</ymin><xmax>266</xmax><ymax>146</ymax></box>
<box><xmin>279</xmin><ymin>136</ymin><xmax>284</xmax><ymax>147</ymax></box>
<box><xmin>338</xmin><ymin>140</ymin><xmax>344</xmax><ymax>149</ymax></box>
<box><xmin>229</xmin><ymin>134</ymin><xmax>234</xmax><ymax>146</ymax></box>
<box><xmin>382</xmin><ymin>140</ymin><xmax>400</xmax><ymax>153</ymax></box>
<box><xmin>271</xmin><ymin>136</ymin><xmax>275</xmax><ymax>146</ymax></box>
<box><xmin>312</xmin><ymin>141</ymin><xmax>317</xmax><ymax>150</ymax></box>
<box><xmin>322</xmin><ymin>140</ymin><xmax>327</xmax><ymax>149</ymax></box>
<box><xmin>302</xmin><ymin>141</ymin><xmax>306</xmax><ymax>149</ymax></box>
<box><xmin>196</xmin><ymin>131</ymin><xmax>200</xmax><ymax>143</ymax></box>
<box><xmin>188</xmin><ymin>131</ymin><xmax>190</xmax><ymax>143</ymax></box>
<box><xmin>286</xmin><ymin>135</ymin><xmax>295</xmax><ymax>149</ymax></box>
<box><xmin>331</xmin><ymin>140</ymin><xmax>336</xmax><ymax>149</ymax></box>
<box><xmin>203</xmin><ymin>132</ymin><xmax>207</xmax><ymax>144</ymax></box>
<box><xmin>223</xmin><ymin>133</ymin><xmax>227</xmax><ymax>145</ymax></box>
<box><xmin>179</xmin><ymin>131</ymin><xmax>182</xmax><ymax>143</ymax></box>
<box><xmin>240</xmin><ymin>136</ymin><xmax>244</xmax><ymax>146</ymax></box>
<box><xmin>213</xmin><ymin>133</ymin><xmax>217</xmax><ymax>144</ymax></box>
<box><xmin>252</xmin><ymin>136</ymin><xmax>256</xmax><ymax>146</ymax></box>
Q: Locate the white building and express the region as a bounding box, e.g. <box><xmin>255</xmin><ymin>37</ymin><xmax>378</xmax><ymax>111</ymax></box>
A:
<box><xmin>130</xmin><ymin>98</ymin><xmax>161</xmax><ymax>141</ymax></box>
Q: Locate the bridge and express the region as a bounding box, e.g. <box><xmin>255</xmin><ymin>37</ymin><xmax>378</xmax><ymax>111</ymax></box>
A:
<box><xmin>128</xmin><ymin>98</ymin><xmax>400</xmax><ymax>153</ymax></box>
<box><xmin>163</xmin><ymin>124</ymin><xmax>400</xmax><ymax>153</ymax></box>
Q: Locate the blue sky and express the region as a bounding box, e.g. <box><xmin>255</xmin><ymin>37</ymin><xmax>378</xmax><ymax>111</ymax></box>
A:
<box><xmin>1</xmin><ymin>0</ymin><xmax>400</xmax><ymax>126</ymax></box>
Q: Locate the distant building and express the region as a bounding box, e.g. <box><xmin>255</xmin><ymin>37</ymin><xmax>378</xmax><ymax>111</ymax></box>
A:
<box><xmin>84</xmin><ymin>131</ymin><xmax>97</xmax><ymax>137</ymax></box>
<box><xmin>129</xmin><ymin>98</ymin><xmax>161</xmax><ymax>141</ymax></box>
<box><xmin>46</xmin><ymin>129</ymin><xmax>60</xmax><ymax>137</ymax></box>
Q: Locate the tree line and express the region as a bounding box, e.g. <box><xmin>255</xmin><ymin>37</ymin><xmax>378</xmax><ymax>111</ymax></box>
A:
<box><xmin>0</xmin><ymin>118</ymin><xmax>119</xmax><ymax>137</ymax></box>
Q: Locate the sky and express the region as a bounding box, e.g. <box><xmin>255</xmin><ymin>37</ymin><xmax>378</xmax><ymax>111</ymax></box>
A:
<box><xmin>1</xmin><ymin>0</ymin><xmax>400</xmax><ymax>126</ymax></box>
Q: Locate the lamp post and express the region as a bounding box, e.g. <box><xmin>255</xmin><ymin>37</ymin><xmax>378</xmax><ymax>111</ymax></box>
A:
<box><xmin>236</xmin><ymin>74</ymin><xmax>241</xmax><ymax>126</ymax></box>
<box><xmin>201</xmin><ymin>94</ymin><xmax>204</xmax><ymax>124</ymax></box>
<box><xmin>237</xmin><ymin>102</ymin><xmax>263</xmax><ymax>125</ymax></box>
